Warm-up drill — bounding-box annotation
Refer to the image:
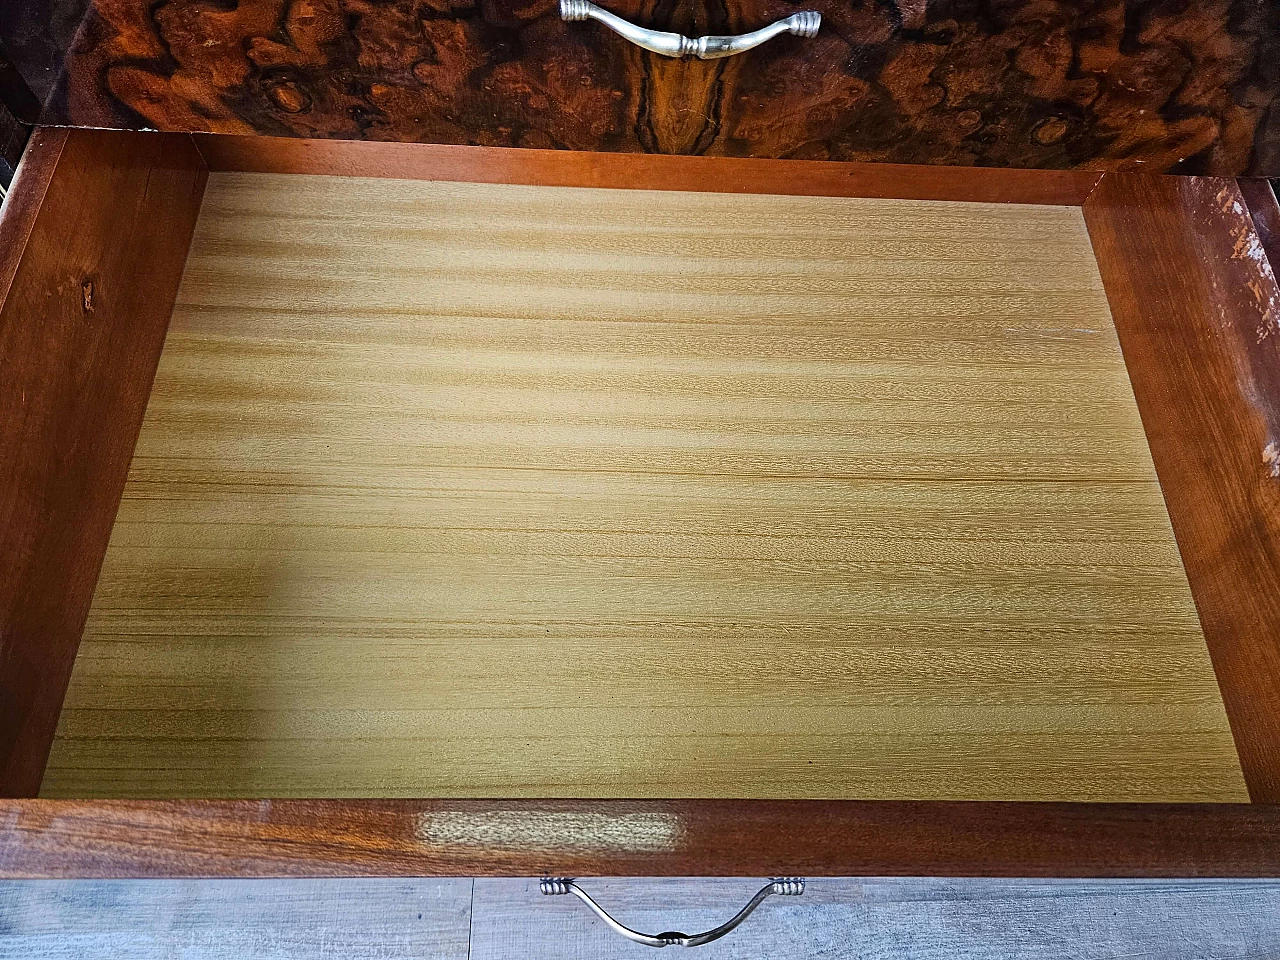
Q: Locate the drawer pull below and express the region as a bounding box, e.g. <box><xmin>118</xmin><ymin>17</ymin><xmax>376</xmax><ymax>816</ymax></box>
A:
<box><xmin>539</xmin><ymin>877</ymin><xmax>805</xmax><ymax>947</ymax></box>
<box><xmin>560</xmin><ymin>0</ymin><xmax>820</xmax><ymax>59</ymax></box>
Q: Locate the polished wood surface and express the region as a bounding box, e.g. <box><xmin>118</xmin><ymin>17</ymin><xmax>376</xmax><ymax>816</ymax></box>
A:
<box><xmin>0</xmin><ymin>128</ymin><xmax>207</xmax><ymax>798</ymax></box>
<box><xmin>1084</xmin><ymin>173</ymin><xmax>1280</xmax><ymax>802</ymax></box>
<box><xmin>4</xmin><ymin>799</ymin><xmax>1280</xmax><ymax>878</ymax></box>
<box><xmin>193</xmin><ymin>135</ymin><xmax>1104</xmax><ymax>204</ymax></box>
<box><xmin>42</xmin><ymin>172</ymin><xmax>1246</xmax><ymax>801</ymax></box>
<box><xmin>3</xmin><ymin>1</ymin><xmax>1280</xmax><ymax>175</ymax></box>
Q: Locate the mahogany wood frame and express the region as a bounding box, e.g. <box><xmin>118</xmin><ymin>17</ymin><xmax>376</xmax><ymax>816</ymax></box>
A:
<box><xmin>1</xmin><ymin>131</ymin><xmax>1279</xmax><ymax>878</ymax></box>
<box><xmin>0</xmin><ymin>128</ymin><xmax>206</xmax><ymax>798</ymax></box>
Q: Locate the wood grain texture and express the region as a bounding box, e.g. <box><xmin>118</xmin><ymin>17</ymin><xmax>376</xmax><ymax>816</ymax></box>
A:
<box><xmin>1</xmin><ymin>877</ymin><xmax>1278</xmax><ymax>959</ymax></box>
<box><xmin>471</xmin><ymin>877</ymin><xmax>1280</xmax><ymax>959</ymax></box>
<box><xmin>5</xmin><ymin>800</ymin><xmax>1280</xmax><ymax>877</ymax></box>
<box><xmin>41</xmin><ymin>172</ymin><xmax>1246</xmax><ymax>802</ymax></box>
<box><xmin>1238</xmin><ymin>177</ymin><xmax>1280</xmax><ymax>269</ymax></box>
<box><xmin>1084</xmin><ymin>174</ymin><xmax>1280</xmax><ymax>802</ymax></box>
<box><xmin>0</xmin><ymin>878</ymin><xmax>474</xmax><ymax>959</ymax></box>
<box><xmin>6</xmin><ymin>0</ymin><xmax>1280</xmax><ymax>175</ymax></box>
<box><xmin>193</xmin><ymin>135</ymin><xmax>1104</xmax><ymax>204</ymax></box>
<box><xmin>0</xmin><ymin>128</ymin><xmax>206</xmax><ymax>798</ymax></box>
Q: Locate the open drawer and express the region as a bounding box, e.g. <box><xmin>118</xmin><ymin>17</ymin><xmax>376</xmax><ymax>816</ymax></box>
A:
<box><xmin>1</xmin><ymin>129</ymin><xmax>1280</xmax><ymax>878</ymax></box>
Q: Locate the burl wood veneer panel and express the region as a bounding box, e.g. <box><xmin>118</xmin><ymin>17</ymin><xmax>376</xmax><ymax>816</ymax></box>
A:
<box><xmin>41</xmin><ymin>174</ymin><xmax>1246</xmax><ymax>800</ymax></box>
<box><xmin>5</xmin><ymin>0</ymin><xmax>1280</xmax><ymax>174</ymax></box>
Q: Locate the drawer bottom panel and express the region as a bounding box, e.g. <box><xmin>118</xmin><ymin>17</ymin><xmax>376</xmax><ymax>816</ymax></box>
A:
<box><xmin>39</xmin><ymin>171</ymin><xmax>1244</xmax><ymax>802</ymax></box>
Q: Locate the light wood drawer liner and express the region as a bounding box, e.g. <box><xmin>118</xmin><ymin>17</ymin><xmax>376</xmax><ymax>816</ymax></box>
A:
<box><xmin>41</xmin><ymin>174</ymin><xmax>1247</xmax><ymax>801</ymax></box>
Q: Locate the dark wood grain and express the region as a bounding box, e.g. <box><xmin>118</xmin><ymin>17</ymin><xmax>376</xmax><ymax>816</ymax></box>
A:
<box><xmin>1</xmin><ymin>800</ymin><xmax>1280</xmax><ymax>878</ymax></box>
<box><xmin>0</xmin><ymin>128</ymin><xmax>206</xmax><ymax>798</ymax></box>
<box><xmin>4</xmin><ymin>0</ymin><xmax>1280</xmax><ymax>175</ymax></box>
<box><xmin>1084</xmin><ymin>173</ymin><xmax>1280</xmax><ymax>802</ymax></box>
<box><xmin>193</xmin><ymin>133</ymin><xmax>1103</xmax><ymax>203</ymax></box>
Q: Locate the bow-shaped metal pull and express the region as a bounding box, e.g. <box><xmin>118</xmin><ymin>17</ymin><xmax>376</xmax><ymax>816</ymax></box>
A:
<box><xmin>540</xmin><ymin>877</ymin><xmax>805</xmax><ymax>948</ymax></box>
<box><xmin>560</xmin><ymin>0</ymin><xmax>820</xmax><ymax>59</ymax></box>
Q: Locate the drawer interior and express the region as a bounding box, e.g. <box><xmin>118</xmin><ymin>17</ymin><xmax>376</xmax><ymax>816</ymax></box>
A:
<box><xmin>39</xmin><ymin>171</ymin><xmax>1246</xmax><ymax>802</ymax></box>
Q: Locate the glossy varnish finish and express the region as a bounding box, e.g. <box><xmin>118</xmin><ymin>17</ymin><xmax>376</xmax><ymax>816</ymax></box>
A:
<box><xmin>3</xmin><ymin>799</ymin><xmax>1280</xmax><ymax>878</ymax></box>
<box><xmin>1084</xmin><ymin>174</ymin><xmax>1280</xmax><ymax>802</ymax></box>
<box><xmin>42</xmin><ymin>171</ymin><xmax>1245</xmax><ymax>801</ymax></box>
<box><xmin>192</xmin><ymin>135</ymin><xmax>1104</xmax><ymax>204</ymax></box>
<box><xmin>0</xmin><ymin>128</ymin><xmax>207</xmax><ymax>798</ymax></box>
<box><xmin>4</xmin><ymin>1</ymin><xmax>1280</xmax><ymax>174</ymax></box>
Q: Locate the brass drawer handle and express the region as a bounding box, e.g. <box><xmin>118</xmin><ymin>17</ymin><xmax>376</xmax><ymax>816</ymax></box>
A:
<box><xmin>540</xmin><ymin>877</ymin><xmax>805</xmax><ymax>948</ymax></box>
<box><xmin>559</xmin><ymin>0</ymin><xmax>820</xmax><ymax>59</ymax></box>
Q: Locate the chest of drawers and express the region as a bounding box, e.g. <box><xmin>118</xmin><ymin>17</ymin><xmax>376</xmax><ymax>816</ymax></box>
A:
<box><xmin>2</xmin><ymin>0</ymin><xmax>1280</xmax><ymax>901</ymax></box>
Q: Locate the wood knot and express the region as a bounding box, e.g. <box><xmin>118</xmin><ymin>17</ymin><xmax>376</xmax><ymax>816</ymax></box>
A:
<box><xmin>1033</xmin><ymin>118</ymin><xmax>1069</xmax><ymax>146</ymax></box>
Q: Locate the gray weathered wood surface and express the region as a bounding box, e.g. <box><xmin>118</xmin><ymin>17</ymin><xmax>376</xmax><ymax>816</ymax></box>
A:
<box><xmin>0</xmin><ymin>879</ymin><xmax>473</xmax><ymax>959</ymax></box>
<box><xmin>472</xmin><ymin>878</ymin><xmax>1280</xmax><ymax>959</ymax></box>
<box><xmin>1</xmin><ymin>877</ymin><xmax>1277</xmax><ymax>958</ymax></box>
